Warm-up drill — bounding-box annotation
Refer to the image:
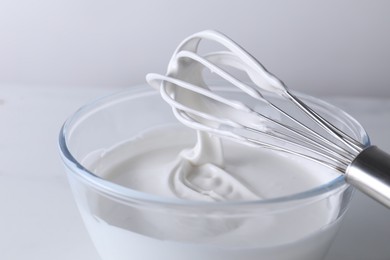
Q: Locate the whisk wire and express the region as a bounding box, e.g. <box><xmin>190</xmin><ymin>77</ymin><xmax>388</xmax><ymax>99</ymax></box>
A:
<box><xmin>153</xmin><ymin>72</ymin><xmax>353</xmax><ymax>172</ymax></box>
<box><xmin>170</xmin><ymin>49</ymin><xmax>360</xmax><ymax>162</ymax></box>
<box><xmin>245</xmin><ymin>118</ymin><xmax>354</xmax><ymax>166</ymax></box>
<box><xmin>286</xmin><ymin>92</ymin><xmax>364</xmax><ymax>153</ymax></box>
<box><xmin>243</xmin><ymin>126</ymin><xmax>350</xmax><ymax>169</ymax></box>
<box><xmin>265</xmin><ymin>102</ymin><xmax>358</xmax><ymax>160</ymax></box>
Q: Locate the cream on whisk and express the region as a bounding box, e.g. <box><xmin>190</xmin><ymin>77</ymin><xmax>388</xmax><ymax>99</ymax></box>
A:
<box><xmin>168</xmin><ymin>131</ymin><xmax>260</xmax><ymax>201</ymax></box>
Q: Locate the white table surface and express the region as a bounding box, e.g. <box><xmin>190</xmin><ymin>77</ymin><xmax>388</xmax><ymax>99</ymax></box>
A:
<box><xmin>1</xmin><ymin>85</ymin><xmax>390</xmax><ymax>260</ymax></box>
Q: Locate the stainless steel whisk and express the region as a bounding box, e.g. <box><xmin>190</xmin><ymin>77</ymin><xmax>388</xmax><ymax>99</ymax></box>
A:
<box><xmin>147</xmin><ymin>30</ymin><xmax>390</xmax><ymax>208</ymax></box>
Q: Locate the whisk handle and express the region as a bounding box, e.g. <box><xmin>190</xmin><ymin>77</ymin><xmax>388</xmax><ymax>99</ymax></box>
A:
<box><xmin>346</xmin><ymin>146</ymin><xmax>390</xmax><ymax>208</ymax></box>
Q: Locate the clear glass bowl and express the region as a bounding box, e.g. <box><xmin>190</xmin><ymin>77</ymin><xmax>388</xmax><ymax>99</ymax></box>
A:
<box><xmin>59</xmin><ymin>85</ymin><xmax>369</xmax><ymax>260</ymax></box>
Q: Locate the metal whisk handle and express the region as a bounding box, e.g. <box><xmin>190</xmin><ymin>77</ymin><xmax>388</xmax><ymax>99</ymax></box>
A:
<box><xmin>346</xmin><ymin>146</ymin><xmax>390</xmax><ymax>208</ymax></box>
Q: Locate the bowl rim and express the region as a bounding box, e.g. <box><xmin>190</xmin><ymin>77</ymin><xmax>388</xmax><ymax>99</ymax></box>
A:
<box><xmin>58</xmin><ymin>84</ymin><xmax>370</xmax><ymax>209</ymax></box>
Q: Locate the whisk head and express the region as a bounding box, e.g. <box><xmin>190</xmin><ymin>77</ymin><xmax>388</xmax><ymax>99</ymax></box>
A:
<box><xmin>147</xmin><ymin>30</ymin><xmax>365</xmax><ymax>173</ymax></box>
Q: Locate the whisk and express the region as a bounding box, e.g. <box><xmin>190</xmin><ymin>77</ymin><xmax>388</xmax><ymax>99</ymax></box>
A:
<box><xmin>147</xmin><ymin>30</ymin><xmax>390</xmax><ymax>208</ymax></box>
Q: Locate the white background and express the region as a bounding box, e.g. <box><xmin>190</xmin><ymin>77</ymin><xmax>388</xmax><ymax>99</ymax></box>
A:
<box><xmin>0</xmin><ymin>0</ymin><xmax>389</xmax><ymax>97</ymax></box>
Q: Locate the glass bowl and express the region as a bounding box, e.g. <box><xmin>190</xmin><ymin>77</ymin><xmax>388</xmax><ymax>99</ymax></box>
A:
<box><xmin>59</xmin><ymin>85</ymin><xmax>369</xmax><ymax>260</ymax></box>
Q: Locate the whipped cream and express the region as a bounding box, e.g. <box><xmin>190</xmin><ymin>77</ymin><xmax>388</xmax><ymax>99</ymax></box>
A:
<box><xmin>84</xmin><ymin>125</ymin><xmax>335</xmax><ymax>202</ymax></box>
